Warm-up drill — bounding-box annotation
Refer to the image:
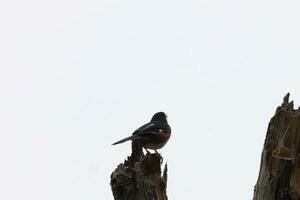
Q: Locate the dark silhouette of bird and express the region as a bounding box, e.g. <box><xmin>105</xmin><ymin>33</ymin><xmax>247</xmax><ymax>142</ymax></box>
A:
<box><xmin>112</xmin><ymin>112</ymin><xmax>171</xmax><ymax>153</ymax></box>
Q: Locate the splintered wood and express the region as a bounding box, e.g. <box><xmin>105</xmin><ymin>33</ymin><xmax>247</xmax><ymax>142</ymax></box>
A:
<box><xmin>110</xmin><ymin>153</ymin><xmax>168</xmax><ymax>200</ymax></box>
<box><xmin>254</xmin><ymin>93</ymin><xmax>300</xmax><ymax>200</ymax></box>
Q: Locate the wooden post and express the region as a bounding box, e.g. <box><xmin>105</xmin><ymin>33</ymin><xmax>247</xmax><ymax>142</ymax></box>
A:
<box><xmin>254</xmin><ymin>93</ymin><xmax>300</xmax><ymax>200</ymax></box>
<box><xmin>110</xmin><ymin>146</ymin><xmax>168</xmax><ymax>200</ymax></box>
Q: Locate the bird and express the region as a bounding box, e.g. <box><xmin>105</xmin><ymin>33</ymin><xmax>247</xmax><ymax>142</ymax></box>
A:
<box><xmin>112</xmin><ymin>112</ymin><xmax>171</xmax><ymax>154</ymax></box>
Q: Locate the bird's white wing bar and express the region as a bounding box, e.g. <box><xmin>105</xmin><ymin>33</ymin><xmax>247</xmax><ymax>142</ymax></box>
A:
<box><xmin>142</xmin><ymin>123</ymin><xmax>155</xmax><ymax>130</ymax></box>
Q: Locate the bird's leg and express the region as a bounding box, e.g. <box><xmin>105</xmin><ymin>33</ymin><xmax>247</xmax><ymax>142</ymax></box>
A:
<box><xmin>154</xmin><ymin>150</ymin><xmax>163</xmax><ymax>163</ymax></box>
<box><xmin>158</xmin><ymin>153</ymin><xmax>163</xmax><ymax>164</ymax></box>
<box><xmin>144</xmin><ymin>147</ymin><xmax>150</xmax><ymax>154</ymax></box>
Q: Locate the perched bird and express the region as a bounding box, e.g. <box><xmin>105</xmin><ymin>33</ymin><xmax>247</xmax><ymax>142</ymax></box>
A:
<box><xmin>112</xmin><ymin>112</ymin><xmax>171</xmax><ymax>153</ymax></box>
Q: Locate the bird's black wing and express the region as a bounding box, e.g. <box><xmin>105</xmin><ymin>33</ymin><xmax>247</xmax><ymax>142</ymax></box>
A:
<box><xmin>133</xmin><ymin>121</ymin><xmax>169</xmax><ymax>136</ymax></box>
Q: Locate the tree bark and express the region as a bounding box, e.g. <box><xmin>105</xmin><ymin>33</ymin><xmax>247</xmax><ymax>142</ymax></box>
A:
<box><xmin>110</xmin><ymin>151</ymin><xmax>168</xmax><ymax>200</ymax></box>
<box><xmin>254</xmin><ymin>93</ymin><xmax>300</xmax><ymax>200</ymax></box>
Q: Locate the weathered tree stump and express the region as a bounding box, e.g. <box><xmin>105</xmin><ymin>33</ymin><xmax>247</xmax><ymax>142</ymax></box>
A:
<box><xmin>110</xmin><ymin>152</ymin><xmax>168</xmax><ymax>200</ymax></box>
<box><xmin>254</xmin><ymin>93</ymin><xmax>300</xmax><ymax>200</ymax></box>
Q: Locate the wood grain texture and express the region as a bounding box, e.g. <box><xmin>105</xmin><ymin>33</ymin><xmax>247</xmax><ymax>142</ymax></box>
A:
<box><xmin>254</xmin><ymin>93</ymin><xmax>300</xmax><ymax>200</ymax></box>
<box><xmin>110</xmin><ymin>153</ymin><xmax>168</xmax><ymax>200</ymax></box>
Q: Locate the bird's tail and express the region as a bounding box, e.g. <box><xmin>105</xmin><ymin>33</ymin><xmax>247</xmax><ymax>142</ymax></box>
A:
<box><xmin>112</xmin><ymin>135</ymin><xmax>140</xmax><ymax>145</ymax></box>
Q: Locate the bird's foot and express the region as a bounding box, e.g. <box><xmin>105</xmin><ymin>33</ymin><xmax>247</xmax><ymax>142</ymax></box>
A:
<box><xmin>154</xmin><ymin>150</ymin><xmax>163</xmax><ymax>164</ymax></box>
<box><xmin>144</xmin><ymin>148</ymin><xmax>151</xmax><ymax>155</ymax></box>
<box><xmin>159</xmin><ymin>154</ymin><xmax>163</xmax><ymax>164</ymax></box>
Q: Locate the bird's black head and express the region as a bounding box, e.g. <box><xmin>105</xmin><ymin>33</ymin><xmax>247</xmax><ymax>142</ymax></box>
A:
<box><xmin>151</xmin><ymin>112</ymin><xmax>168</xmax><ymax>123</ymax></box>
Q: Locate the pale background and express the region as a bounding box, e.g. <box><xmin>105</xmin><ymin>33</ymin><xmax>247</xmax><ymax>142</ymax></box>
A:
<box><xmin>1</xmin><ymin>0</ymin><xmax>300</xmax><ymax>199</ymax></box>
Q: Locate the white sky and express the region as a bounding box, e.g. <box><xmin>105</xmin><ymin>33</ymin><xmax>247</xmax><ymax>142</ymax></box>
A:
<box><xmin>1</xmin><ymin>0</ymin><xmax>300</xmax><ymax>199</ymax></box>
